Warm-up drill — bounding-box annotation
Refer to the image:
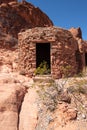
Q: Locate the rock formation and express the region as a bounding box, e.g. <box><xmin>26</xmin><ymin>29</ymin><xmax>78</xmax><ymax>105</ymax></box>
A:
<box><xmin>0</xmin><ymin>30</ymin><xmax>17</xmax><ymax>49</ymax></box>
<box><xmin>0</xmin><ymin>0</ymin><xmax>53</xmax><ymax>48</ymax></box>
<box><xmin>0</xmin><ymin>1</ymin><xmax>87</xmax><ymax>130</ymax></box>
<box><xmin>0</xmin><ymin>1</ymin><xmax>53</xmax><ymax>38</ymax></box>
<box><xmin>0</xmin><ymin>83</ymin><xmax>26</xmax><ymax>130</ymax></box>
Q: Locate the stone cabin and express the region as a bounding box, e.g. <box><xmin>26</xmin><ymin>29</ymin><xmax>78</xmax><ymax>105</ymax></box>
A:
<box><xmin>0</xmin><ymin>0</ymin><xmax>17</xmax><ymax>4</ymax></box>
<box><xmin>18</xmin><ymin>26</ymin><xmax>87</xmax><ymax>79</ymax></box>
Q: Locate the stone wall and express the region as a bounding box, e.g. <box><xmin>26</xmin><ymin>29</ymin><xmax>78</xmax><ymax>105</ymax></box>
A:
<box><xmin>69</xmin><ymin>27</ymin><xmax>87</xmax><ymax>72</ymax></box>
<box><xmin>0</xmin><ymin>0</ymin><xmax>17</xmax><ymax>4</ymax></box>
<box><xmin>69</xmin><ymin>27</ymin><xmax>82</xmax><ymax>39</ymax></box>
<box><xmin>18</xmin><ymin>26</ymin><xmax>79</xmax><ymax>79</ymax></box>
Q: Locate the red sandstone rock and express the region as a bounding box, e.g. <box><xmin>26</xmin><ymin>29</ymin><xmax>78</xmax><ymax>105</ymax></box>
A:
<box><xmin>69</xmin><ymin>27</ymin><xmax>82</xmax><ymax>39</ymax></box>
<box><xmin>0</xmin><ymin>83</ymin><xmax>26</xmax><ymax>130</ymax></box>
<box><xmin>0</xmin><ymin>1</ymin><xmax>53</xmax><ymax>39</ymax></box>
<box><xmin>65</xmin><ymin>108</ymin><xmax>77</xmax><ymax>121</ymax></box>
<box><xmin>0</xmin><ymin>1</ymin><xmax>53</xmax><ymax>49</ymax></box>
<box><xmin>0</xmin><ymin>30</ymin><xmax>17</xmax><ymax>49</ymax></box>
<box><xmin>19</xmin><ymin>88</ymin><xmax>38</xmax><ymax>130</ymax></box>
<box><xmin>51</xmin><ymin>103</ymin><xmax>77</xmax><ymax>127</ymax></box>
<box><xmin>59</xmin><ymin>91</ymin><xmax>71</xmax><ymax>103</ymax></box>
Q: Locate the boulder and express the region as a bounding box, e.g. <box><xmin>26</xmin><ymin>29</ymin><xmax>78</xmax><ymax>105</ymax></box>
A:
<box><xmin>0</xmin><ymin>83</ymin><xmax>26</xmax><ymax>130</ymax></box>
<box><xmin>19</xmin><ymin>88</ymin><xmax>38</xmax><ymax>130</ymax></box>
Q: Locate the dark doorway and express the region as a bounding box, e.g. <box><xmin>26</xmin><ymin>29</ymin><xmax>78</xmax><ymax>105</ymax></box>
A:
<box><xmin>36</xmin><ymin>43</ymin><xmax>50</xmax><ymax>70</ymax></box>
<box><xmin>85</xmin><ymin>53</ymin><xmax>87</xmax><ymax>66</ymax></box>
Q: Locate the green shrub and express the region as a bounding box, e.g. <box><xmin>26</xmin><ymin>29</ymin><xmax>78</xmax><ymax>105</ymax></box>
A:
<box><xmin>68</xmin><ymin>79</ymin><xmax>87</xmax><ymax>94</ymax></box>
<box><xmin>61</xmin><ymin>65</ymin><xmax>72</xmax><ymax>78</ymax></box>
<box><xmin>35</xmin><ymin>61</ymin><xmax>51</xmax><ymax>75</ymax></box>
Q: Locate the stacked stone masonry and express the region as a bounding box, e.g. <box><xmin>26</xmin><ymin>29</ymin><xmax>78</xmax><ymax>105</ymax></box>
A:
<box><xmin>18</xmin><ymin>26</ymin><xmax>85</xmax><ymax>79</ymax></box>
<box><xmin>0</xmin><ymin>0</ymin><xmax>17</xmax><ymax>4</ymax></box>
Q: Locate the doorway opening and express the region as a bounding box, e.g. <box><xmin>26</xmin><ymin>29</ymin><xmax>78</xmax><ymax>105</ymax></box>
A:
<box><xmin>36</xmin><ymin>43</ymin><xmax>51</xmax><ymax>73</ymax></box>
<box><xmin>85</xmin><ymin>53</ymin><xmax>87</xmax><ymax>66</ymax></box>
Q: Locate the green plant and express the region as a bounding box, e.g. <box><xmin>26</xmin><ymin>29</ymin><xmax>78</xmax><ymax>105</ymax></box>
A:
<box><xmin>74</xmin><ymin>72</ymin><xmax>86</xmax><ymax>77</ymax></box>
<box><xmin>35</xmin><ymin>61</ymin><xmax>51</xmax><ymax>75</ymax></box>
<box><xmin>61</xmin><ymin>65</ymin><xmax>72</xmax><ymax>78</ymax></box>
